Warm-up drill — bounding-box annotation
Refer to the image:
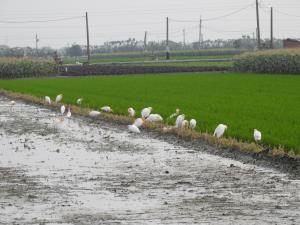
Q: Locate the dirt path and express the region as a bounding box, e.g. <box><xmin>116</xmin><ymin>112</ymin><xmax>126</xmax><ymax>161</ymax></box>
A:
<box><xmin>0</xmin><ymin>96</ymin><xmax>299</xmax><ymax>225</ymax></box>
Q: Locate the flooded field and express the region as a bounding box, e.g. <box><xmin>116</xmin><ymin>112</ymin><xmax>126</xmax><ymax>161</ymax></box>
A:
<box><xmin>0</xmin><ymin>96</ymin><xmax>299</xmax><ymax>225</ymax></box>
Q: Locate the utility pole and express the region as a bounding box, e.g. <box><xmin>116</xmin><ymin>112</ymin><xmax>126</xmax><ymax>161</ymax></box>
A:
<box><xmin>270</xmin><ymin>7</ymin><xmax>273</xmax><ymax>49</ymax></box>
<box><xmin>256</xmin><ymin>0</ymin><xmax>261</xmax><ymax>49</ymax></box>
<box><xmin>183</xmin><ymin>29</ymin><xmax>186</xmax><ymax>48</ymax></box>
<box><xmin>166</xmin><ymin>17</ymin><xmax>170</xmax><ymax>60</ymax></box>
<box><xmin>35</xmin><ymin>34</ymin><xmax>39</xmax><ymax>57</ymax></box>
<box><xmin>85</xmin><ymin>12</ymin><xmax>90</xmax><ymax>64</ymax></box>
<box><xmin>144</xmin><ymin>31</ymin><xmax>147</xmax><ymax>52</ymax></box>
<box><xmin>199</xmin><ymin>16</ymin><xmax>202</xmax><ymax>49</ymax></box>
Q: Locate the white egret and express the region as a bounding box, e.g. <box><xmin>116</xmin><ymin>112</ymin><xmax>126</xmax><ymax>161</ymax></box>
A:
<box><xmin>175</xmin><ymin>114</ymin><xmax>185</xmax><ymax>128</ymax></box>
<box><xmin>45</xmin><ymin>96</ymin><xmax>51</xmax><ymax>105</ymax></box>
<box><xmin>9</xmin><ymin>101</ymin><xmax>16</xmax><ymax>111</ymax></box>
<box><xmin>101</xmin><ymin>106</ymin><xmax>112</xmax><ymax>113</ymax></box>
<box><xmin>128</xmin><ymin>125</ymin><xmax>140</xmax><ymax>133</ymax></box>
<box><xmin>89</xmin><ymin>111</ymin><xmax>101</xmax><ymax>117</ymax></box>
<box><xmin>77</xmin><ymin>98</ymin><xmax>83</xmax><ymax>105</ymax></box>
<box><xmin>55</xmin><ymin>94</ymin><xmax>63</xmax><ymax>103</ymax></box>
<box><xmin>141</xmin><ymin>107</ymin><xmax>152</xmax><ymax>119</ymax></box>
<box><xmin>60</xmin><ymin>105</ymin><xmax>65</xmax><ymax>115</ymax></box>
<box><xmin>128</xmin><ymin>107</ymin><xmax>135</xmax><ymax>117</ymax></box>
<box><xmin>254</xmin><ymin>129</ymin><xmax>262</xmax><ymax>142</ymax></box>
<box><xmin>181</xmin><ymin>120</ymin><xmax>189</xmax><ymax>129</ymax></box>
<box><xmin>189</xmin><ymin>119</ymin><xmax>197</xmax><ymax>130</ymax></box>
<box><xmin>213</xmin><ymin>124</ymin><xmax>228</xmax><ymax>138</ymax></box>
<box><xmin>66</xmin><ymin>107</ymin><xmax>71</xmax><ymax>118</ymax></box>
<box><xmin>133</xmin><ymin>118</ymin><xmax>144</xmax><ymax>128</ymax></box>
<box><xmin>146</xmin><ymin>114</ymin><xmax>163</xmax><ymax>122</ymax></box>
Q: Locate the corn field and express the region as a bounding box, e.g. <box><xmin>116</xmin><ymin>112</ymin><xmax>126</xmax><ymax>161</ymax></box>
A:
<box><xmin>234</xmin><ymin>48</ymin><xmax>300</xmax><ymax>74</ymax></box>
<box><xmin>0</xmin><ymin>57</ymin><xmax>56</xmax><ymax>79</ymax></box>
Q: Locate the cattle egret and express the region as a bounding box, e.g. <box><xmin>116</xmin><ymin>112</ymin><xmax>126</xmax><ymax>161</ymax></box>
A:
<box><xmin>45</xmin><ymin>96</ymin><xmax>51</xmax><ymax>104</ymax></box>
<box><xmin>213</xmin><ymin>124</ymin><xmax>228</xmax><ymax>138</ymax></box>
<box><xmin>66</xmin><ymin>107</ymin><xmax>71</xmax><ymax>118</ymax></box>
<box><xmin>189</xmin><ymin>119</ymin><xmax>197</xmax><ymax>130</ymax></box>
<box><xmin>128</xmin><ymin>125</ymin><xmax>140</xmax><ymax>133</ymax></box>
<box><xmin>141</xmin><ymin>107</ymin><xmax>152</xmax><ymax>119</ymax></box>
<box><xmin>133</xmin><ymin>118</ymin><xmax>144</xmax><ymax>128</ymax></box>
<box><xmin>175</xmin><ymin>114</ymin><xmax>185</xmax><ymax>128</ymax></box>
<box><xmin>89</xmin><ymin>111</ymin><xmax>101</xmax><ymax>117</ymax></box>
<box><xmin>254</xmin><ymin>129</ymin><xmax>262</xmax><ymax>142</ymax></box>
<box><xmin>128</xmin><ymin>107</ymin><xmax>135</xmax><ymax>117</ymax></box>
<box><xmin>9</xmin><ymin>101</ymin><xmax>16</xmax><ymax>111</ymax></box>
<box><xmin>181</xmin><ymin>120</ymin><xmax>189</xmax><ymax>129</ymax></box>
<box><xmin>101</xmin><ymin>106</ymin><xmax>112</xmax><ymax>113</ymax></box>
<box><xmin>77</xmin><ymin>98</ymin><xmax>83</xmax><ymax>105</ymax></box>
<box><xmin>60</xmin><ymin>105</ymin><xmax>65</xmax><ymax>115</ymax></box>
<box><xmin>55</xmin><ymin>94</ymin><xmax>63</xmax><ymax>103</ymax></box>
<box><xmin>168</xmin><ymin>108</ymin><xmax>180</xmax><ymax>119</ymax></box>
<box><xmin>146</xmin><ymin>114</ymin><xmax>163</xmax><ymax>122</ymax></box>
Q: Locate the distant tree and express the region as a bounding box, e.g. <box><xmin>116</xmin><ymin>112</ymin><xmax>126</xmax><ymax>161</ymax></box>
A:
<box><xmin>66</xmin><ymin>44</ymin><xmax>83</xmax><ymax>57</ymax></box>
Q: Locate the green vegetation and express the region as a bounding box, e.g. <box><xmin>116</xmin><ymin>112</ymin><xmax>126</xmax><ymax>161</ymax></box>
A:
<box><xmin>64</xmin><ymin>49</ymin><xmax>241</xmax><ymax>64</ymax></box>
<box><xmin>234</xmin><ymin>48</ymin><xmax>300</xmax><ymax>74</ymax></box>
<box><xmin>0</xmin><ymin>57</ymin><xmax>56</xmax><ymax>79</ymax></box>
<box><xmin>129</xmin><ymin>61</ymin><xmax>232</xmax><ymax>68</ymax></box>
<box><xmin>0</xmin><ymin>72</ymin><xmax>299</xmax><ymax>153</ymax></box>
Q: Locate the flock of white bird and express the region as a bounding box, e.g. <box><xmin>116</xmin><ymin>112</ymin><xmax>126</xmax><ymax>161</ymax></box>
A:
<box><xmin>17</xmin><ymin>93</ymin><xmax>262</xmax><ymax>142</ymax></box>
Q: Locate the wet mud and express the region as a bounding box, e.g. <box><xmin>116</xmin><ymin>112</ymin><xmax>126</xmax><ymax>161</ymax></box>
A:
<box><xmin>0</xmin><ymin>96</ymin><xmax>299</xmax><ymax>224</ymax></box>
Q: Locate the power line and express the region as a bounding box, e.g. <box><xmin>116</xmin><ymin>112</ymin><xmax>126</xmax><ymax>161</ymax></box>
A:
<box><xmin>0</xmin><ymin>16</ymin><xmax>84</xmax><ymax>24</ymax></box>
<box><xmin>273</xmin><ymin>9</ymin><xmax>300</xmax><ymax>18</ymax></box>
<box><xmin>169</xmin><ymin>3</ymin><xmax>254</xmax><ymax>23</ymax></box>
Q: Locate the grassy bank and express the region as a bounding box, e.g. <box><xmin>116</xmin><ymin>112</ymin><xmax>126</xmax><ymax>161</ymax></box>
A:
<box><xmin>0</xmin><ymin>72</ymin><xmax>299</xmax><ymax>153</ymax></box>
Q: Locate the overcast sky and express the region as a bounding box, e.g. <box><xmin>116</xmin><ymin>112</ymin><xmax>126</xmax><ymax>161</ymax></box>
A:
<box><xmin>0</xmin><ymin>0</ymin><xmax>299</xmax><ymax>48</ymax></box>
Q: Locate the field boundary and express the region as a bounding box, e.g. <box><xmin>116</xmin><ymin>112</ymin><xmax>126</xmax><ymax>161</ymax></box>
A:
<box><xmin>1</xmin><ymin>88</ymin><xmax>299</xmax><ymax>172</ymax></box>
<box><xmin>59</xmin><ymin>64</ymin><xmax>229</xmax><ymax>76</ymax></box>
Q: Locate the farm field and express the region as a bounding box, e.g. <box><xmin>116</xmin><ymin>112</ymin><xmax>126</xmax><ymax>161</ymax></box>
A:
<box><xmin>0</xmin><ymin>72</ymin><xmax>299</xmax><ymax>153</ymax></box>
<box><xmin>64</xmin><ymin>54</ymin><xmax>234</xmax><ymax>64</ymax></box>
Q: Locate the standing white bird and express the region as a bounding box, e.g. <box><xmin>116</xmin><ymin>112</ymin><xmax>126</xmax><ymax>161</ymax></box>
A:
<box><xmin>141</xmin><ymin>107</ymin><xmax>152</xmax><ymax>119</ymax></box>
<box><xmin>128</xmin><ymin>125</ymin><xmax>140</xmax><ymax>133</ymax></box>
<box><xmin>55</xmin><ymin>94</ymin><xmax>63</xmax><ymax>103</ymax></box>
<box><xmin>133</xmin><ymin>118</ymin><xmax>144</xmax><ymax>128</ymax></box>
<box><xmin>189</xmin><ymin>119</ymin><xmax>197</xmax><ymax>130</ymax></box>
<box><xmin>213</xmin><ymin>124</ymin><xmax>228</xmax><ymax>138</ymax></box>
<box><xmin>89</xmin><ymin>110</ymin><xmax>101</xmax><ymax>117</ymax></box>
<box><xmin>77</xmin><ymin>98</ymin><xmax>83</xmax><ymax>105</ymax></box>
<box><xmin>254</xmin><ymin>129</ymin><xmax>262</xmax><ymax>142</ymax></box>
<box><xmin>128</xmin><ymin>107</ymin><xmax>135</xmax><ymax>117</ymax></box>
<box><xmin>101</xmin><ymin>106</ymin><xmax>112</xmax><ymax>113</ymax></box>
<box><xmin>9</xmin><ymin>101</ymin><xmax>16</xmax><ymax>111</ymax></box>
<box><xmin>146</xmin><ymin>114</ymin><xmax>163</xmax><ymax>122</ymax></box>
<box><xmin>60</xmin><ymin>105</ymin><xmax>66</xmax><ymax>115</ymax></box>
<box><xmin>45</xmin><ymin>96</ymin><xmax>51</xmax><ymax>104</ymax></box>
<box><xmin>66</xmin><ymin>107</ymin><xmax>71</xmax><ymax>118</ymax></box>
<box><xmin>181</xmin><ymin>120</ymin><xmax>189</xmax><ymax>129</ymax></box>
<box><xmin>175</xmin><ymin>114</ymin><xmax>185</xmax><ymax>128</ymax></box>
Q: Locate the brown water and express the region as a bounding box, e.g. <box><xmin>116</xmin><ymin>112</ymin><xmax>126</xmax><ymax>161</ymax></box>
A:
<box><xmin>0</xmin><ymin>96</ymin><xmax>299</xmax><ymax>225</ymax></box>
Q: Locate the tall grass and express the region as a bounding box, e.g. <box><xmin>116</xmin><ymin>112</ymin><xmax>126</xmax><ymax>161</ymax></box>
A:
<box><xmin>0</xmin><ymin>57</ymin><xmax>56</xmax><ymax>79</ymax></box>
<box><xmin>234</xmin><ymin>48</ymin><xmax>300</xmax><ymax>74</ymax></box>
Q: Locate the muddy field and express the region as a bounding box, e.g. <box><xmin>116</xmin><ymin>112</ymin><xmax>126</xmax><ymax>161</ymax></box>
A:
<box><xmin>0</xmin><ymin>96</ymin><xmax>299</xmax><ymax>225</ymax></box>
<box><xmin>59</xmin><ymin>65</ymin><xmax>228</xmax><ymax>76</ymax></box>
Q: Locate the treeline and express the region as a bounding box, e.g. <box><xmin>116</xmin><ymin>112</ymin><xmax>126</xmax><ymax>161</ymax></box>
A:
<box><xmin>0</xmin><ymin>36</ymin><xmax>283</xmax><ymax>57</ymax></box>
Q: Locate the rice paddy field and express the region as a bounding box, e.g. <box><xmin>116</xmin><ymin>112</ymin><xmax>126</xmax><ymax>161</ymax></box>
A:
<box><xmin>0</xmin><ymin>72</ymin><xmax>299</xmax><ymax>154</ymax></box>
